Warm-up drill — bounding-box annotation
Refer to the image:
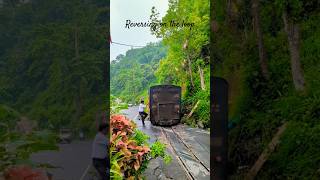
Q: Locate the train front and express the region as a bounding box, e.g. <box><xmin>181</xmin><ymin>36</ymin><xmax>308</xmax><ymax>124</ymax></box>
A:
<box><xmin>149</xmin><ymin>85</ymin><xmax>181</xmax><ymax>126</ymax></box>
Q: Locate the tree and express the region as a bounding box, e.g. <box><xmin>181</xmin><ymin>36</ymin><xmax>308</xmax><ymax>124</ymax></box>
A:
<box><xmin>0</xmin><ymin>0</ymin><xmax>109</xmax><ymax>131</ymax></box>
<box><xmin>150</xmin><ymin>0</ymin><xmax>210</xmax><ymax>127</ymax></box>
<box><xmin>110</xmin><ymin>42</ymin><xmax>167</xmax><ymax>103</ymax></box>
<box><xmin>282</xmin><ymin>10</ymin><xmax>305</xmax><ymax>91</ymax></box>
<box><xmin>252</xmin><ymin>0</ymin><xmax>269</xmax><ymax>79</ymax></box>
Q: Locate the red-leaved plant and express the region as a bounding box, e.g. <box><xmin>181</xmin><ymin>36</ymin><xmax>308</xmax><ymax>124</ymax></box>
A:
<box><xmin>3</xmin><ymin>166</ymin><xmax>49</xmax><ymax>180</ymax></box>
<box><xmin>110</xmin><ymin>115</ymin><xmax>150</xmax><ymax>179</ymax></box>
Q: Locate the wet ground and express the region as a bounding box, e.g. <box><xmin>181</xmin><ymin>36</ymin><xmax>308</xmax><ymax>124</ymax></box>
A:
<box><xmin>31</xmin><ymin>140</ymin><xmax>96</xmax><ymax>180</ymax></box>
<box><xmin>122</xmin><ymin>106</ymin><xmax>210</xmax><ymax>180</ymax></box>
<box><xmin>29</xmin><ymin>106</ymin><xmax>210</xmax><ymax>180</ymax></box>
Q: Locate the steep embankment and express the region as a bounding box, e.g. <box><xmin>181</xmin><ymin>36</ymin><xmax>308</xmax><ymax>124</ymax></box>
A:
<box><xmin>212</xmin><ymin>1</ymin><xmax>320</xmax><ymax>179</ymax></box>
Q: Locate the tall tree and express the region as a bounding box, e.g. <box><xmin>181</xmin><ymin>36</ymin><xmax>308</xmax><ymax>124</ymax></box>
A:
<box><xmin>150</xmin><ymin>0</ymin><xmax>210</xmax><ymax>127</ymax></box>
<box><xmin>0</xmin><ymin>0</ymin><xmax>109</xmax><ymax>130</ymax></box>
<box><xmin>282</xmin><ymin>10</ymin><xmax>305</xmax><ymax>91</ymax></box>
<box><xmin>183</xmin><ymin>39</ymin><xmax>195</xmax><ymax>88</ymax></box>
<box><xmin>252</xmin><ymin>0</ymin><xmax>269</xmax><ymax>79</ymax></box>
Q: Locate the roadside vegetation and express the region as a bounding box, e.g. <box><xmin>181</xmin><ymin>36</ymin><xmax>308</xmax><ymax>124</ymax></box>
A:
<box><xmin>110</xmin><ymin>100</ymin><xmax>171</xmax><ymax>179</ymax></box>
<box><xmin>0</xmin><ymin>0</ymin><xmax>108</xmax><ymax>177</ymax></box>
<box><xmin>0</xmin><ymin>105</ymin><xmax>58</xmax><ymax>178</ymax></box>
<box><xmin>111</xmin><ymin>0</ymin><xmax>210</xmax><ymax>129</ymax></box>
<box><xmin>212</xmin><ymin>0</ymin><xmax>320</xmax><ymax>178</ymax></box>
<box><xmin>110</xmin><ymin>42</ymin><xmax>167</xmax><ymax>103</ymax></box>
<box><xmin>0</xmin><ymin>0</ymin><xmax>108</xmax><ymax>136</ymax></box>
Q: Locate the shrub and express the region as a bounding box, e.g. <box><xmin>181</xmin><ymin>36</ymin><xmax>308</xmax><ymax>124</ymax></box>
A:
<box><xmin>110</xmin><ymin>115</ymin><xmax>171</xmax><ymax>179</ymax></box>
<box><xmin>3</xmin><ymin>166</ymin><xmax>49</xmax><ymax>180</ymax></box>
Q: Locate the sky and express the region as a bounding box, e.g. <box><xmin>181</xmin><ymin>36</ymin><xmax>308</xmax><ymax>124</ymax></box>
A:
<box><xmin>110</xmin><ymin>0</ymin><xmax>169</xmax><ymax>61</ymax></box>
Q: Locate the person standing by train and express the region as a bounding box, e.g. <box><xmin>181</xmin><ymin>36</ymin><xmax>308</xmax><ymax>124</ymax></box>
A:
<box><xmin>138</xmin><ymin>100</ymin><xmax>148</xmax><ymax>126</ymax></box>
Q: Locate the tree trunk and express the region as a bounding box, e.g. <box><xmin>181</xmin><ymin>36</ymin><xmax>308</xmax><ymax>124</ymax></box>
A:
<box><xmin>74</xmin><ymin>26</ymin><xmax>82</xmax><ymax>121</ymax></box>
<box><xmin>252</xmin><ymin>0</ymin><xmax>269</xmax><ymax>79</ymax></box>
<box><xmin>246</xmin><ymin>122</ymin><xmax>288</xmax><ymax>180</ymax></box>
<box><xmin>198</xmin><ymin>65</ymin><xmax>206</xmax><ymax>90</ymax></box>
<box><xmin>183</xmin><ymin>40</ymin><xmax>195</xmax><ymax>88</ymax></box>
<box><xmin>282</xmin><ymin>12</ymin><xmax>305</xmax><ymax>91</ymax></box>
<box><xmin>227</xmin><ymin>0</ymin><xmax>233</xmax><ymax>21</ymax></box>
<box><xmin>186</xmin><ymin>54</ymin><xmax>195</xmax><ymax>88</ymax></box>
<box><xmin>187</xmin><ymin>100</ymin><xmax>200</xmax><ymax>118</ymax></box>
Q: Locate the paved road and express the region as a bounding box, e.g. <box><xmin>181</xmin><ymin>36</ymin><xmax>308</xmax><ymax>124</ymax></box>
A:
<box><xmin>121</xmin><ymin>106</ymin><xmax>210</xmax><ymax>180</ymax></box>
<box><xmin>29</xmin><ymin>106</ymin><xmax>210</xmax><ymax>180</ymax></box>
<box><xmin>121</xmin><ymin>106</ymin><xmax>162</xmax><ymax>143</ymax></box>
<box><xmin>31</xmin><ymin>140</ymin><xmax>94</xmax><ymax>180</ymax></box>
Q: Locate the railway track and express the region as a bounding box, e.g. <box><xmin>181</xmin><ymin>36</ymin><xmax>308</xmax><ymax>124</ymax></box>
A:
<box><xmin>160</xmin><ymin>126</ymin><xmax>210</xmax><ymax>180</ymax></box>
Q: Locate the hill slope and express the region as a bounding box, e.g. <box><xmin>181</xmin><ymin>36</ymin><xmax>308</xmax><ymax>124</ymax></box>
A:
<box><xmin>110</xmin><ymin>42</ymin><xmax>167</xmax><ymax>103</ymax></box>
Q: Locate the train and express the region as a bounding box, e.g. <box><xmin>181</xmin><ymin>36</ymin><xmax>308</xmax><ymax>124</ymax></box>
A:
<box><xmin>149</xmin><ymin>85</ymin><xmax>181</xmax><ymax>126</ymax></box>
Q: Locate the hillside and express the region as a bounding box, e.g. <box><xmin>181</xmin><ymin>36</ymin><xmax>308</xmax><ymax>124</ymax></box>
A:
<box><xmin>110</xmin><ymin>42</ymin><xmax>167</xmax><ymax>103</ymax></box>
<box><xmin>0</xmin><ymin>0</ymin><xmax>109</xmax><ymax>133</ymax></box>
<box><xmin>211</xmin><ymin>0</ymin><xmax>320</xmax><ymax>178</ymax></box>
<box><xmin>111</xmin><ymin>0</ymin><xmax>210</xmax><ymax>129</ymax></box>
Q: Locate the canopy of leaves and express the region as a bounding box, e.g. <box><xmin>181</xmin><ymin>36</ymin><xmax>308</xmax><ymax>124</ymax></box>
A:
<box><xmin>151</xmin><ymin>0</ymin><xmax>210</xmax><ymax>127</ymax></box>
<box><xmin>110</xmin><ymin>42</ymin><xmax>167</xmax><ymax>103</ymax></box>
<box><xmin>212</xmin><ymin>0</ymin><xmax>320</xmax><ymax>178</ymax></box>
<box><xmin>0</xmin><ymin>0</ymin><xmax>109</xmax><ymax>133</ymax></box>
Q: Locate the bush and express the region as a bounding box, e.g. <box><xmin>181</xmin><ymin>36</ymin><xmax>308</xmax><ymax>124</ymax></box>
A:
<box><xmin>110</xmin><ymin>115</ymin><xmax>171</xmax><ymax>179</ymax></box>
<box><xmin>0</xmin><ymin>128</ymin><xmax>58</xmax><ymax>172</ymax></box>
<box><xmin>3</xmin><ymin>166</ymin><xmax>49</xmax><ymax>180</ymax></box>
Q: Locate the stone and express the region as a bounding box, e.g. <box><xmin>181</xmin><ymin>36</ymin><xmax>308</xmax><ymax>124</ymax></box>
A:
<box><xmin>197</xmin><ymin>121</ymin><xmax>204</xmax><ymax>129</ymax></box>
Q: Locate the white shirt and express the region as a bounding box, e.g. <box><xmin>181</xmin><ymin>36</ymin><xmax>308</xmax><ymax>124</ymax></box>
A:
<box><xmin>138</xmin><ymin>103</ymin><xmax>146</xmax><ymax>112</ymax></box>
<box><xmin>91</xmin><ymin>132</ymin><xmax>108</xmax><ymax>159</ymax></box>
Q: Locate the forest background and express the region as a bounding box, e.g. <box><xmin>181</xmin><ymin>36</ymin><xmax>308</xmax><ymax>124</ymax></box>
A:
<box><xmin>111</xmin><ymin>0</ymin><xmax>210</xmax><ymax>128</ymax></box>
<box><xmin>212</xmin><ymin>0</ymin><xmax>320</xmax><ymax>178</ymax></box>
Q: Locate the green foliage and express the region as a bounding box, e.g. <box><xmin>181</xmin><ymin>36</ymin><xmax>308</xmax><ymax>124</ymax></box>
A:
<box><xmin>0</xmin><ymin>105</ymin><xmax>20</xmax><ymax>130</ymax></box>
<box><xmin>0</xmin><ymin>0</ymin><xmax>108</xmax><ymax>132</ymax></box>
<box><xmin>0</xmin><ymin>104</ymin><xmax>58</xmax><ymax>171</ymax></box>
<box><xmin>150</xmin><ymin>141</ymin><xmax>172</xmax><ymax>164</ymax></box>
<box><xmin>110</xmin><ymin>95</ymin><xmax>129</xmax><ymax>114</ymax></box>
<box><xmin>133</xmin><ymin>129</ymin><xmax>150</xmax><ymax>146</ymax></box>
<box><xmin>151</xmin><ymin>0</ymin><xmax>210</xmax><ymax>127</ymax></box>
<box><xmin>110</xmin><ymin>115</ymin><xmax>171</xmax><ymax>179</ymax></box>
<box><xmin>213</xmin><ymin>0</ymin><xmax>320</xmax><ymax>178</ymax></box>
<box><xmin>0</xmin><ymin>126</ymin><xmax>58</xmax><ymax>171</ymax></box>
<box><xmin>259</xmin><ymin>122</ymin><xmax>320</xmax><ymax>179</ymax></box>
<box><xmin>112</xmin><ymin>0</ymin><xmax>210</xmax><ymax>127</ymax></box>
<box><xmin>110</xmin><ymin>42</ymin><xmax>167</xmax><ymax>103</ymax></box>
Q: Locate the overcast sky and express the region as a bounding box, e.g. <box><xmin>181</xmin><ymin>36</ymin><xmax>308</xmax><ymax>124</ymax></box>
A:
<box><xmin>110</xmin><ymin>0</ymin><xmax>169</xmax><ymax>61</ymax></box>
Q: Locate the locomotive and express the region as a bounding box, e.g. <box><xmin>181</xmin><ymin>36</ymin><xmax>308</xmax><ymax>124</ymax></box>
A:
<box><xmin>149</xmin><ymin>85</ymin><xmax>181</xmax><ymax>126</ymax></box>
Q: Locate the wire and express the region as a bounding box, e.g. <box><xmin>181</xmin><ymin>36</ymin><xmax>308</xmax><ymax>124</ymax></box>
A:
<box><xmin>111</xmin><ymin>41</ymin><xmax>144</xmax><ymax>48</ymax></box>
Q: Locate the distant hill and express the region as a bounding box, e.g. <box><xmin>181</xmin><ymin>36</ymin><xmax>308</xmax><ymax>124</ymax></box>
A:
<box><xmin>110</xmin><ymin>42</ymin><xmax>167</xmax><ymax>103</ymax></box>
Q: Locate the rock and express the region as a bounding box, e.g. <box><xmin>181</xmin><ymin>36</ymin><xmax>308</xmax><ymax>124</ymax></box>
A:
<box><xmin>143</xmin><ymin>158</ymin><xmax>162</xmax><ymax>179</ymax></box>
<box><xmin>158</xmin><ymin>173</ymin><xmax>170</xmax><ymax>180</ymax></box>
<box><xmin>154</xmin><ymin>167</ymin><xmax>162</xmax><ymax>177</ymax></box>
<box><xmin>16</xmin><ymin>117</ymin><xmax>36</xmax><ymax>134</ymax></box>
<box><xmin>197</xmin><ymin>121</ymin><xmax>204</xmax><ymax>129</ymax></box>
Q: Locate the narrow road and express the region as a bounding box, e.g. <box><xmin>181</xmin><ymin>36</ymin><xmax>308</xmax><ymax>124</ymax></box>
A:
<box><xmin>30</xmin><ymin>106</ymin><xmax>210</xmax><ymax>180</ymax></box>
<box><xmin>121</xmin><ymin>106</ymin><xmax>162</xmax><ymax>143</ymax></box>
<box><xmin>31</xmin><ymin>140</ymin><xmax>94</xmax><ymax>180</ymax></box>
<box><xmin>121</xmin><ymin>106</ymin><xmax>210</xmax><ymax>180</ymax></box>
